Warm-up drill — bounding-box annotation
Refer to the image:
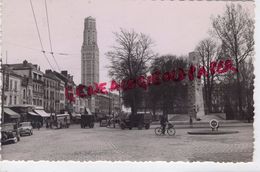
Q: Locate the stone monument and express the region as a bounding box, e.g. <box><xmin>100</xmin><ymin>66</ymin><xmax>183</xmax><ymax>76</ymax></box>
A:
<box><xmin>187</xmin><ymin>52</ymin><xmax>205</xmax><ymax>119</ymax></box>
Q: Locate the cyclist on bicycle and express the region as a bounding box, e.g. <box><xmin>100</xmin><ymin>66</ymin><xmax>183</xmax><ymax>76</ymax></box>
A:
<box><xmin>160</xmin><ymin>115</ymin><xmax>168</xmax><ymax>135</ymax></box>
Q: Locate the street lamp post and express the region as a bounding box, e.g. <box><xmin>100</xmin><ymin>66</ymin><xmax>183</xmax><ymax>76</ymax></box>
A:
<box><xmin>108</xmin><ymin>91</ymin><xmax>111</xmax><ymax>116</ymax></box>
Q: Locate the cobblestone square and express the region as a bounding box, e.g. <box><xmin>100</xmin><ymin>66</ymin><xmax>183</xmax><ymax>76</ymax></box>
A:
<box><xmin>1</xmin><ymin>124</ymin><xmax>253</xmax><ymax>162</ymax></box>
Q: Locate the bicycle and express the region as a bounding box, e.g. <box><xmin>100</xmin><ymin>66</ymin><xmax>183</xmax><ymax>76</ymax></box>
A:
<box><xmin>155</xmin><ymin>122</ymin><xmax>176</xmax><ymax>136</ymax></box>
<box><xmin>106</xmin><ymin>117</ymin><xmax>119</xmax><ymax>128</ymax></box>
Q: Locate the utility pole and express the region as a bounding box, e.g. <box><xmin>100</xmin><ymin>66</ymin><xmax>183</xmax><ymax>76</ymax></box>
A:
<box><xmin>108</xmin><ymin>91</ymin><xmax>111</xmax><ymax>116</ymax></box>
<box><xmin>1</xmin><ymin>58</ymin><xmax>5</xmax><ymax>123</ymax></box>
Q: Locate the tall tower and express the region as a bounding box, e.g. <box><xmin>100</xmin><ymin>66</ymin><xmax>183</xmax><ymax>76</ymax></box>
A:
<box><xmin>81</xmin><ymin>16</ymin><xmax>99</xmax><ymax>112</ymax></box>
<box><xmin>81</xmin><ymin>16</ymin><xmax>99</xmax><ymax>86</ymax></box>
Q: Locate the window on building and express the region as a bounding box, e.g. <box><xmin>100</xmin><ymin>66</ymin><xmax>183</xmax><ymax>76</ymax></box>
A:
<box><xmin>23</xmin><ymin>89</ymin><xmax>26</xmax><ymax>99</ymax></box>
<box><xmin>10</xmin><ymin>79</ymin><xmax>13</xmax><ymax>90</ymax></box>
<box><xmin>14</xmin><ymin>81</ymin><xmax>17</xmax><ymax>91</ymax></box>
<box><xmin>60</xmin><ymin>93</ymin><xmax>64</xmax><ymax>101</ymax></box>
<box><xmin>33</xmin><ymin>73</ymin><xmax>37</xmax><ymax>79</ymax></box>
<box><xmin>9</xmin><ymin>95</ymin><xmax>12</xmax><ymax>105</ymax></box>
<box><xmin>14</xmin><ymin>96</ymin><xmax>17</xmax><ymax>105</ymax></box>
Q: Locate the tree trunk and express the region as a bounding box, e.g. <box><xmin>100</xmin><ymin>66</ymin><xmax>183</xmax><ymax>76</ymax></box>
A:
<box><xmin>208</xmin><ymin>92</ymin><xmax>212</xmax><ymax>113</ymax></box>
<box><xmin>235</xmin><ymin>59</ymin><xmax>243</xmax><ymax>119</ymax></box>
<box><xmin>152</xmin><ymin>104</ymin><xmax>156</xmax><ymax>121</ymax></box>
<box><xmin>131</xmin><ymin>90</ymin><xmax>137</xmax><ymax>116</ymax></box>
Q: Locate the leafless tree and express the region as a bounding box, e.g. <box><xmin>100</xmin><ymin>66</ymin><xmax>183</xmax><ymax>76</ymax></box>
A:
<box><xmin>106</xmin><ymin>29</ymin><xmax>155</xmax><ymax>115</ymax></box>
<box><xmin>196</xmin><ymin>38</ymin><xmax>219</xmax><ymax>113</ymax></box>
<box><xmin>211</xmin><ymin>4</ymin><xmax>254</xmax><ymax>118</ymax></box>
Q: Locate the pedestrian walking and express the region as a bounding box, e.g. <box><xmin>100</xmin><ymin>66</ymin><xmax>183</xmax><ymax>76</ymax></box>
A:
<box><xmin>37</xmin><ymin>121</ymin><xmax>40</xmax><ymax>130</ymax></box>
<box><xmin>46</xmin><ymin>119</ymin><xmax>49</xmax><ymax>128</ymax></box>
<box><xmin>189</xmin><ymin>116</ymin><xmax>193</xmax><ymax>128</ymax></box>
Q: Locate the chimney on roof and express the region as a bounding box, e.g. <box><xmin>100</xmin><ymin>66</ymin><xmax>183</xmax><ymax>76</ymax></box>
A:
<box><xmin>23</xmin><ymin>60</ymin><xmax>28</xmax><ymax>66</ymax></box>
<box><xmin>45</xmin><ymin>69</ymin><xmax>52</xmax><ymax>74</ymax></box>
<box><xmin>61</xmin><ymin>70</ymin><xmax>68</xmax><ymax>76</ymax></box>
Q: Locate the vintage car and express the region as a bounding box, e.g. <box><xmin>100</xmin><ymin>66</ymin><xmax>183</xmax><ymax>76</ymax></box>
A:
<box><xmin>53</xmin><ymin>114</ymin><xmax>70</xmax><ymax>129</ymax></box>
<box><xmin>120</xmin><ymin>111</ymin><xmax>152</xmax><ymax>130</ymax></box>
<box><xmin>1</xmin><ymin>123</ymin><xmax>20</xmax><ymax>144</ymax></box>
<box><xmin>19</xmin><ymin>122</ymin><xmax>33</xmax><ymax>136</ymax></box>
<box><xmin>80</xmin><ymin>114</ymin><xmax>95</xmax><ymax>128</ymax></box>
<box><xmin>80</xmin><ymin>108</ymin><xmax>95</xmax><ymax>128</ymax></box>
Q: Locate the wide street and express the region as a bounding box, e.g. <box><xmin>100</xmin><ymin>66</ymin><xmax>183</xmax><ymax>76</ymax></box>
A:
<box><xmin>1</xmin><ymin>124</ymin><xmax>253</xmax><ymax>162</ymax></box>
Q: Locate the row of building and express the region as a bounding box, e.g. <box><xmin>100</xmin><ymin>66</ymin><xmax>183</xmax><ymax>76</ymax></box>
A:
<box><xmin>2</xmin><ymin>60</ymin><xmax>120</xmax><ymax>116</ymax></box>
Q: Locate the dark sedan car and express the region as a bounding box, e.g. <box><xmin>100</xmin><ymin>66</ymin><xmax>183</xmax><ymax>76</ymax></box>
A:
<box><xmin>1</xmin><ymin>123</ymin><xmax>20</xmax><ymax>144</ymax></box>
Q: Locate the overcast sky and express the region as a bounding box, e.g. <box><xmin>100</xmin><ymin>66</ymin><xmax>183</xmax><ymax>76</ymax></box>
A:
<box><xmin>1</xmin><ymin>0</ymin><xmax>254</xmax><ymax>85</ymax></box>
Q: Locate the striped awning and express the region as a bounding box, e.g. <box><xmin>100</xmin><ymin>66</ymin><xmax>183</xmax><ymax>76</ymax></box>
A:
<box><xmin>4</xmin><ymin>108</ymin><xmax>20</xmax><ymax>118</ymax></box>
<box><xmin>34</xmin><ymin>109</ymin><xmax>50</xmax><ymax>117</ymax></box>
<box><xmin>28</xmin><ymin>111</ymin><xmax>40</xmax><ymax>116</ymax></box>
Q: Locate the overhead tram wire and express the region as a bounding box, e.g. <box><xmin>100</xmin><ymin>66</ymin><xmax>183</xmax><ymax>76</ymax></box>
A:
<box><xmin>29</xmin><ymin>0</ymin><xmax>54</xmax><ymax>70</ymax></box>
<box><xmin>44</xmin><ymin>0</ymin><xmax>61</xmax><ymax>71</ymax></box>
<box><xmin>5</xmin><ymin>42</ymin><xmax>79</xmax><ymax>56</ymax></box>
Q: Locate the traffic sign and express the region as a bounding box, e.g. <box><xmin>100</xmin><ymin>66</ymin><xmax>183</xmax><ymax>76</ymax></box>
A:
<box><xmin>209</xmin><ymin>119</ymin><xmax>219</xmax><ymax>130</ymax></box>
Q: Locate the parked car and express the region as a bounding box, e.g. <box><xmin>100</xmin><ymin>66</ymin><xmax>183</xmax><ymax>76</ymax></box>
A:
<box><xmin>120</xmin><ymin>112</ymin><xmax>152</xmax><ymax>130</ymax></box>
<box><xmin>1</xmin><ymin>123</ymin><xmax>20</xmax><ymax>144</ymax></box>
<box><xmin>19</xmin><ymin>122</ymin><xmax>33</xmax><ymax>136</ymax></box>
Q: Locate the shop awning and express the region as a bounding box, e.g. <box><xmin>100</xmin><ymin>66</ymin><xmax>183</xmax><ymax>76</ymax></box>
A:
<box><xmin>71</xmin><ymin>113</ymin><xmax>81</xmax><ymax>117</ymax></box>
<box><xmin>85</xmin><ymin>108</ymin><xmax>92</xmax><ymax>115</ymax></box>
<box><xmin>28</xmin><ymin>111</ymin><xmax>40</xmax><ymax>116</ymax></box>
<box><xmin>4</xmin><ymin>108</ymin><xmax>20</xmax><ymax>118</ymax></box>
<box><xmin>34</xmin><ymin>109</ymin><xmax>50</xmax><ymax>117</ymax></box>
<box><xmin>56</xmin><ymin>114</ymin><xmax>70</xmax><ymax>117</ymax></box>
<box><xmin>71</xmin><ymin>113</ymin><xmax>81</xmax><ymax>119</ymax></box>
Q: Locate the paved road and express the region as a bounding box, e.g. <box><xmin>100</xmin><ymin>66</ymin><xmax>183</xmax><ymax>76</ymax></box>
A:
<box><xmin>1</xmin><ymin>124</ymin><xmax>253</xmax><ymax>162</ymax></box>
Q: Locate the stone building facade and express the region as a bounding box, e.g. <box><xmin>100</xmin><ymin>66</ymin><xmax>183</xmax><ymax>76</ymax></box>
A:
<box><xmin>2</xmin><ymin>66</ymin><xmax>23</xmax><ymax>106</ymax></box>
<box><xmin>5</xmin><ymin>60</ymin><xmax>44</xmax><ymax>107</ymax></box>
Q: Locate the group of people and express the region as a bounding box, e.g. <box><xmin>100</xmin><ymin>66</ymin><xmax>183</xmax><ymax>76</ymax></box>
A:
<box><xmin>31</xmin><ymin>121</ymin><xmax>42</xmax><ymax>130</ymax></box>
<box><xmin>45</xmin><ymin>116</ymin><xmax>70</xmax><ymax>129</ymax></box>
